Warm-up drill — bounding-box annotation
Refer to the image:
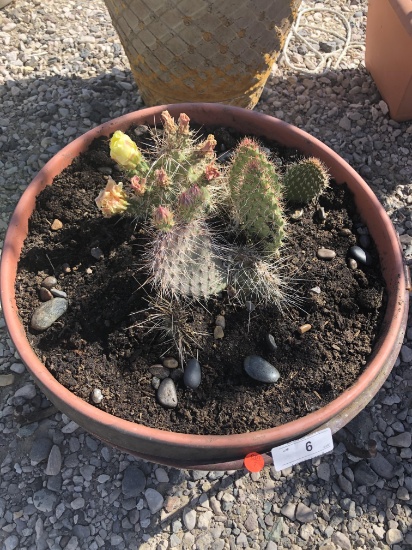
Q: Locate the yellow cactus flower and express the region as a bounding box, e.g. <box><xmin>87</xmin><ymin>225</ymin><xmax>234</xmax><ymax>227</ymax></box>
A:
<box><xmin>110</xmin><ymin>130</ymin><xmax>143</xmax><ymax>170</ymax></box>
<box><xmin>95</xmin><ymin>177</ymin><xmax>129</xmax><ymax>217</ymax></box>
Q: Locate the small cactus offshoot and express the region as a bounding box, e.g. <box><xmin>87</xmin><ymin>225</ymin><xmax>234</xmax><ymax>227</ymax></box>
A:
<box><xmin>283</xmin><ymin>157</ymin><xmax>329</xmax><ymax>205</ymax></box>
<box><xmin>227</xmin><ymin>138</ymin><xmax>285</xmax><ymax>254</ymax></box>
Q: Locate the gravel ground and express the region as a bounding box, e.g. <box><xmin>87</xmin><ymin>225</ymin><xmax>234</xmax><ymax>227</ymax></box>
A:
<box><xmin>1</xmin><ymin>1</ymin><xmax>411</xmax><ymax>549</ymax></box>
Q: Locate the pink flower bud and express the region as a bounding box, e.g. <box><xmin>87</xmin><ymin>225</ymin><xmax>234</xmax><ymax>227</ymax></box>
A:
<box><xmin>130</xmin><ymin>175</ymin><xmax>147</xmax><ymax>196</ymax></box>
<box><xmin>239</xmin><ymin>137</ymin><xmax>259</xmax><ymax>150</ymax></box>
<box><xmin>178</xmin><ymin>185</ymin><xmax>202</xmax><ymax>208</ymax></box>
<box><xmin>154</xmin><ymin>168</ymin><xmax>169</xmax><ymax>188</ymax></box>
<box><xmin>178</xmin><ymin>113</ymin><xmax>190</xmax><ymax>135</ymax></box>
<box><xmin>204</xmin><ymin>163</ymin><xmax>221</xmax><ymax>181</ymax></box>
<box><xmin>161</xmin><ymin>110</ymin><xmax>177</xmax><ymax>134</ymax></box>
<box><xmin>198</xmin><ymin>134</ymin><xmax>217</xmax><ymax>156</ymax></box>
<box><xmin>152</xmin><ymin>206</ymin><xmax>175</xmax><ymax>231</ymax></box>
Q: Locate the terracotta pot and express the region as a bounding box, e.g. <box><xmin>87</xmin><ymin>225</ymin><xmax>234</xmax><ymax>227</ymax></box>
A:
<box><xmin>1</xmin><ymin>104</ymin><xmax>409</xmax><ymax>470</ymax></box>
<box><xmin>365</xmin><ymin>0</ymin><xmax>412</xmax><ymax>122</ymax></box>
<box><xmin>102</xmin><ymin>0</ymin><xmax>302</xmax><ymax>109</ymax></box>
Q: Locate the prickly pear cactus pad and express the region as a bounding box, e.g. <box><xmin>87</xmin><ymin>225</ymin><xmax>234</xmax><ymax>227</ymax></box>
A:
<box><xmin>283</xmin><ymin>157</ymin><xmax>330</xmax><ymax>205</ymax></box>
<box><xmin>144</xmin><ymin>220</ymin><xmax>227</xmax><ymax>300</ymax></box>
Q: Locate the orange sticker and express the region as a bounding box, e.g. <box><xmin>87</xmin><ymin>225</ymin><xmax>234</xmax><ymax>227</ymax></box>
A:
<box><xmin>244</xmin><ymin>452</ymin><xmax>265</xmax><ymax>472</ymax></box>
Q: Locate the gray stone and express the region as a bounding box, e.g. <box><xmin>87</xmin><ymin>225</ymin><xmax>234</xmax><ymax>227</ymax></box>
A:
<box><xmin>354</xmin><ymin>463</ymin><xmax>378</xmax><ymax>486</ymax></box>
<box><xmin>266</xmin><ymin>333</ymin><xmax>278</xmax><ymax>352</ymax></box>
<box><xmin>332</xmin><ymin>531</ymin><xmax>352</xmax><ymax>550</ymax></box>
<box><xmin>10</xmin><ymin>363</ymin><xmax>25</xmax><ymax>374</ymax></box>
<box><xmin>30</xmin><ymin>437</ymin><xmax>54</xmax><ymax>465</ymax></box>
<box><xmin>396</xmin><ymin>487</ymin><xmax>409</xmax><ymax>500</ymax></box>
<box><xmin>182</xmin><ymin>507</ymin><xmax>196</xmax><ymax>531</ymax></box>
<box><xmin>14</xmin><ymin>383</ymin><xmax>36</xmax><ymax>399</ymax></box>
<box><xmin>70</xmin><ymin>497</ymin><xmax>85</xmax><ymax>510</ymax></box>
<box><xmin>169</xmin><ymin>534</ymin><xmax>182</xmax><ymax>548</ymax></box>
<box><xmin>244</xmin><ymin>355</ymin><xmax>280</xmax><ymax>383</ymax></box>
<box><xmin>157</xmin><ymin>378</ymin><xmax>178</xmax><ymax>408</ymax></box>
<box><xmin>145</xmin><ymin>488</ymin><xmax>164</xmax><ymax>514</ymax></box>
<box><xmin>382</xmin><ymin>394</ymin><xmax>401</xmax><ymax>405</ymax></box>
<box><xmin>300</xmin><ymin>524</ymin><xmax>314</xmax><ymax>541</ymax></box>
<box><xmin>73</xmin><ymin>524</ymin><xmax>91</xmax><ymax>538</ymax></box>
<box><xmin>39</xmin><ymin>287</ymin><xmax>53</xmax><ymax>301</ymax></box>
<box><xmin>47</xmin><ymin>473</ymin><xmax>63</xmax><ymax>493</ymax></box>
<box><xmin>214</xmin><ymin>325</ymin><xmax>224</xmax><ymax>339</ymax></box>
<box><xmin>148</xmin><ymin>365</ymin><xmax>170</xmax><ymax>379</ymax></box>
<box><xmin>338</xmin><ymin>474</ymin><xmax>353</xmax><ymax>495</ymax></box>
<box><xmin>244</xmin><ymin>511</ymin><xmax>259</xmax><ymax>531</ymax></box>
<box><xmin>317</xmin><ymin>462</ymin><xmax>331</xmax><ymax>482</ymax></box>
<box><xmin>400</xmin><ymin>345</ymin><xmax>412</xmax><ymax>363</ymax></box>
<box><xmin>122</xmin><ymin>465</ymin><xmax>146</xmax><ymax>497</ymax></box>
<box><xmin>41</xmin><ymin>276</ymin><xmax>57</xmax><ymax>289</ymax></box>
<box><xmin>349</xmin><ymin>245</ymin><xmax>372</xmax><ymax>266</ymax></box>
<box><xmin>154</xmin><ymin>467</ymin><xmax>169</xmax><ymax>482</ymax></box>
<box><xmin>33</xmin><ymin>489</ymin><xmax>58</xmax><ymax>512</ymax></box>
<box><xmin>197</xmin><ymin>510</ymin><xmax>213</xmax><ymax>529</ymax></box>
<box><xmin>296</xmin><ymin>503</ymin><xmax>315</xmax><ymax>523</ymax></box>
<box><xmin>45</xmin><ymin>445</ymin><xmax>62</xmax><ymax>476</ymax></box>
<box><xmin>347</xmin><ymin>258</ymin><xmax>357</xmax><ymax>270</ymax></box>
<box><xmin>30</xmin><ymin>297</ymin><xmax>68</xmax><ymax>331</ymax></box>
<box><xmin>91</xmin><ymin>388</ymin><xmax>103</xmax><ymax>403</ymax></box>
<box><xmin>317</xmin><ymin>248</ymin><xmax>336</xmax><ymax>260</ymax></box>
<box><xmin>90</xmin><ymin>247</ymin><xmax>103</xmax><ymax>260</ymax></box>
<box><xmin>183</xmin><ymin>358</ymin><xmax>201</xmax><ymax>389</ymax></box>
<box><xmin>386</xmin><ymin>529</ymin><xmax>403</xmax><ymax>545</ymax></box>
<box><xmin>50</xmin><ymin>288</ymin><xmax>67</xmax><ymax>298</ymax></box>
<box><xmin>0</xmin><ymin>373</ymin><xmax>15</xmax><ymax>386</ymax></box>
<box><xmin>163</xmin><ymin>357</ymin><xmax>178</xmax><ymax>369</ymax></box>
<box><xmin>281</xmin><ymin>503</ymin><xmax>296</xmax><ymax>520</ymax></box>
<box><xmin>4</xmin><ymin>535</ymin><xmax>19</xmax><ymax>550</ymax></box>
<box><xmin>387</xmin><ymin>432</ymin><xmax>411</xmax><ymax>448</ymax></box>
<box><xmin>110</xmin><ymin>534</ymin><xmax>124</xmax><ymax>546</ymax></box>
<box><xmin>215</xmin><ymin>315</ymin><xmax>225</xmax><ymax>328</ymax></box>
<box><xmin>61</xmin><ymin>420</ymin><xmax>79</xmax><ymax>433</ymax></box>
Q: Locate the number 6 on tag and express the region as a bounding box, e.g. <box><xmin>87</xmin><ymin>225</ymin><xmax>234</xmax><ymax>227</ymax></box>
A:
<box><xmin>271</xmin><ymin>428</ymin><xmax>334</xmax><ymax>472</ymax></box>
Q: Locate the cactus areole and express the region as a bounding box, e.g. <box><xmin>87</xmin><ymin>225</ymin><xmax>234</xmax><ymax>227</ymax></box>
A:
<box><xmin>0</xmin><ymin>104</ymin><xmax>408</xmax><ymax>470</ymax></box>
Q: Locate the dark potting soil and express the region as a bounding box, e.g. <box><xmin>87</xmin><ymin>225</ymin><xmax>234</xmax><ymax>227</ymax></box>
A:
<box><xmin>15</xmin><ymin>127</ymin><xmax>386</xmax><ymax>435</ymax></box>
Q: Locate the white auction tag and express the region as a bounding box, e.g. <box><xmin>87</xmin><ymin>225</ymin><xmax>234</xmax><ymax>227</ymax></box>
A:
<box><xmin>271</xmin><ymin>428</ymin><xmax>334</xmax><ymax>472</ymax></box>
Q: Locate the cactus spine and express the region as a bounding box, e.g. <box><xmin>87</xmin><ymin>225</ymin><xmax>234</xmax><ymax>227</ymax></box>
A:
<box><xmin>283</xmin><ymin>157</ymin><xmax>329</xmax><ymax>204</ymax></box>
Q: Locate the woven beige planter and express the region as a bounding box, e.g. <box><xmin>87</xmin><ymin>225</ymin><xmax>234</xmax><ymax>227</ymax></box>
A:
<box><xmin>103</xmin><ymin>0</ymin><xmax>301</xmax><ymax>108</ymax></box>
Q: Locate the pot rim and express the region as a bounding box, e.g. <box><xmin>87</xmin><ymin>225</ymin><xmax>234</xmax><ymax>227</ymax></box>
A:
<box><xmin>0</xmin><ymin>103</ymin><xmax>408</xmax><ymax>453</ymax></box>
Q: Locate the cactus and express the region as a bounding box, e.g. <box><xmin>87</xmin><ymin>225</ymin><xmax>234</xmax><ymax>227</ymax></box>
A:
<box><xmin>144</xmin><ymin>220</ymin><xmax>227</xmax><ymax>300</ymax></box>
<box><xmin>227</xmin><ymin>138</ymin><xmax>285</xmax><ymax>254</ymax></box>
<box><xmin>97</xmin><ymin>114</ymin><xmax>323</xmax><ymax>317</ymax></box>
<box><xmin>226</xmin><ymin>245</ymin><xmax>286</xmax><ymax>307</ymax></box>
<box><xmin>283</xmin><ymin>157</ymin><xmax>329</xmax><ymax>204</ymax></box>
